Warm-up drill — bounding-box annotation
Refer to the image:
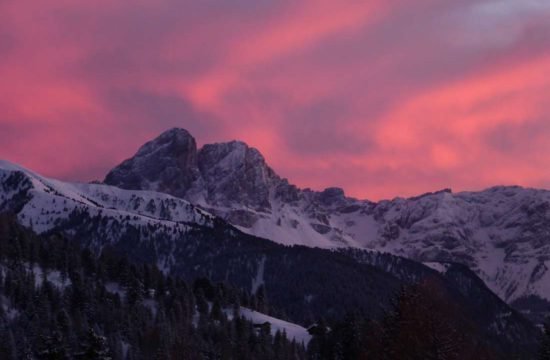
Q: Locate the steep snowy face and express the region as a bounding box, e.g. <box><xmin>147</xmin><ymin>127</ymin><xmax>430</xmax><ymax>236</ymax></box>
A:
<box><xmin>348</xmin><ymin>187</ymin><xmax>550</xmax><ymax>305</ymax></box>
<box><xmin>0</xmin><ymin>160</ymin><xmax>214</xmax><ymax>268</ymax></box>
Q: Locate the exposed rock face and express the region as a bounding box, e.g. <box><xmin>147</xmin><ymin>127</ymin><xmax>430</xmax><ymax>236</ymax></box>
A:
<box><xmin>104</xmin><ymin>128</ymin><xmax>202</xmax><ymax>199</ymax></box>
<box><xmin>103</xmin><ymin>128</ymin><xmax>550</xmax><ymax>312</ymax></box>
<box><xmin>317</xmin><ymin>187</ymin><xmax>346</xmax><ymax>206</ymax></box>
<box><xmin>198</xmin><ymin>141</ymin><xmax>279</xmax><ymax>210</ymax></box>
<box><xmin>105</xmin><ymin>128</ymin><xmax>287</xmax><ymax>227</ymax></box>
<box><xmin>106</xmin><ymin>129</ymin><xmax>364</xmax><ymax>246</ymax></box>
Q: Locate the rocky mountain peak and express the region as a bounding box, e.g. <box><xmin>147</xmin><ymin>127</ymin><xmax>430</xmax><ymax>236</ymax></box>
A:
<box><xmin>104</xmin><ymin>128</ymin><xmax>201</xmax><ymax>198</ymax></box>
<box><xmin>198</xmin><ymin>141</ymin><xmax>266</xmax><ymax>172</ymax></box>
<box><xmin>104</xmin><ymin>129</ymin><xmax>284</xmax><ymax>212</ymax></box>
<box><xmin>197</xmin><ymin>140</ymin><xmax>279</xmax><ymax>210</ymax></box>
<box><xmin>136</xmin><ymin>128</ymin><xmax>197</xmax><ymax>157</ymax></box>
<box><xmin>317</xmin><ymin>187</ymin><xmax>346</xmax><ymax>205</ymax></box>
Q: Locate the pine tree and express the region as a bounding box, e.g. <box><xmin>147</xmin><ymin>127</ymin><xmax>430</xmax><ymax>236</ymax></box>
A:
<box><xmin>541</xmin><ymin>319</ymin><xmax>550</xmax><ymax>360</ymax></box>
<box><xmin>75</xmin><ymin>328</ymin><xmax>111</xmax><ymax>360</ymax></box>
<box><xmin>125</xmin><ymin>275</ymin><xmax>144</xmax><ymax>307</ymax></box>
<box><xmin>36</xmin><ymin>331</ymin><xmax>69</xmax><ymax>360</ymax></box>
<box><xmin>195</xmin><ymin>289</ymin><xmax>209</xmax><ymax>315</ymax></box>
<box><xmin>0</xmin><ymin>328</ymin><xmax>17</xmax><ymax>360</ymax></box>
<box><xmin>211</xmin><ymin>299</ymin><xmax>224</xmax><ymax>321</ymax></box>
<box><xmin>255</xmin><ymin>285</ymin><xmax>268</xmax><ymax>314</ymax></box>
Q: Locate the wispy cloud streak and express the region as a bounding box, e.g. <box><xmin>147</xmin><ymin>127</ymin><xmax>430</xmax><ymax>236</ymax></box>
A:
<box><xmin>0</xmin><ymin>0</ymin><xmax>549</xmax><ymax>199</ymax></box>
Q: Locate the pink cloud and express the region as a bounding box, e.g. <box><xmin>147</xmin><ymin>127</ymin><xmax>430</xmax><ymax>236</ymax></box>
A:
<box><xmin>1</xmin><ymin>0</ymin><xmax>549</xmax><ymax>200</ymax></box>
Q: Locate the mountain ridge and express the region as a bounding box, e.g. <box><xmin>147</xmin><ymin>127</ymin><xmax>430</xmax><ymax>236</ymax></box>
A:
<box><xmin>103</xmin><ymin>129</ymin><xmax>550</xmax><ymax>315</ymax></box>
<box><xmin>0</xmin><ymin>162</ymin><xmax>541</xmax><ymax>356</ymax></box>
<box><xmin>105</xmin><ymin>128</ymin><xmax>548</xmax><ymax>204</ymax></box>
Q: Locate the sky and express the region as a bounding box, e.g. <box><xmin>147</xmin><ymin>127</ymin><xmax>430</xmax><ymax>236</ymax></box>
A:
<box><xmin>1</xmin><ymin>0</ymin><xmax>550</xmax><ymax>200</ymax></box>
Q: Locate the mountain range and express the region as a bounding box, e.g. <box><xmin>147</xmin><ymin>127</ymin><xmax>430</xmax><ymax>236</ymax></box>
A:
<box><xmin>1</xmin><ymin>128</ymin><xmax>550</xmax><ymax>357</ymax></box>
<box><xmin>104</xmin><ymin>128</ymin><xmax>550</xmax><ymax>315</ymax></box>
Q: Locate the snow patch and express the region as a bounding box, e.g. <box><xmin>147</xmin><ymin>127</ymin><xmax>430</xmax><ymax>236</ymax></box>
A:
<box><xmin>29</xmin><ymin>264</ymin><xmax>71</xmax><ymax>290</ymax></box>
<box><xmin>0</xmin><ymin>295</ymin><xmax>19</xmax><ymax>321</ymax></box>
<box><xmin>423</xmin><ymin>262</ymin><xmax>450</xmax><ymax>274</ymax></box>
<box><xmin>105</xmin><ymin>282</ymin><xmax>126</xmax><ymax>299</ymax></box>
<box><xmin>235</xmin><ymin>307</ymin><xmax>312</xmax><ymax>345</ymax></box>
<box><xmin>251</xmin><ymin>256</ymin><xmax>266</xmax><ymax>294</ymax></box>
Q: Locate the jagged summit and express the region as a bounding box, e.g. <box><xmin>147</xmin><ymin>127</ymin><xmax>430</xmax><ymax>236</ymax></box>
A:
<box><xmin>105</xmin><ymin>128</ymin><xmax>284</xmax><ymax>213</ymax></box>
<box><xmin>135</xmin><ymin>127</ymin><xmax>196</xmax><ymax>156</ymax></box>
<box><xmin>317</xmin><ymin>187</ymin><xmax>346</xmax><ymax>205</ymax></box>
<box><xmin>198</xmin><ymin>140</ymin><xmax>279</xmax><ymax>211</ymax></box>
<box><xmin>145</xmin><ymin>126</ymin><xmax>194</xmax><ymax>142</ymax></box>
<box><xmin>104</xmin><ymin>128</ymin><xmax>200</xmax><ymax>199</ymax></box>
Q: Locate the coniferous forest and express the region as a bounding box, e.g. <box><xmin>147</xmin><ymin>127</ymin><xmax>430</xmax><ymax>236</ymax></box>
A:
<box><xmin>1</xmin><ymin>214</ymin><xmax>550</xmax><ymax>359</ymax></box>
<box><xmin>0</xmin><ymin>215</ymin><xmax>306</xmax><ymax>359</ymax></box>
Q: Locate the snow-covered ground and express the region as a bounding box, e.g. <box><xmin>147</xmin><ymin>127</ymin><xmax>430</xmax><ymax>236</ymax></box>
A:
<box><xmin>0</xmin><ymin>160</ymin><xmax>214</xmax><ymax>234</ymax></box>
<box><xmin>226</xmin><ymin>307</ymin><xmax>312</xmax><ymax>345</ymax></box>
<box><xmin>30</xmin><ymin>264</ymin><xmax>71</xmax><ymax>290</ymax></box>
<box><xmin>423</xmin><ymin>262</ymin><xmax>450</xmax><ymax>274</ymax></box>
<box><xmin>0</xmin><ymin>295</ymin><xmax>19</xmax><ymax>320</ymax></box>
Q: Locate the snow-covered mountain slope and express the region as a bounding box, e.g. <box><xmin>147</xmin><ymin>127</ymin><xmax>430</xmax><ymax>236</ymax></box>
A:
<box><xmin>104</xmin><ymin>128</ymin><xmax>550</xmax><ymax>307</ymax></box>
<box><xmin>0</xmin><ymin>159</ymin><xmax>215</xmax><ymax>268</ymax></box>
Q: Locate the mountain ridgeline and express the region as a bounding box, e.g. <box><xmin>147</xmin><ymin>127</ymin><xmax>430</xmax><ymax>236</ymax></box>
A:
<box><xmin>104</xmin><ymin>128</ymin><xmax>550</xmax><ymax>321</ymax></box>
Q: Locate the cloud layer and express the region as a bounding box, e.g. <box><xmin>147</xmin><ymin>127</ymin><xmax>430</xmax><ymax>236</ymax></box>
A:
<box><xmin>1</xmin><ymin>0</ymin><xmax>549</xmax><ymax>200</ymax></box>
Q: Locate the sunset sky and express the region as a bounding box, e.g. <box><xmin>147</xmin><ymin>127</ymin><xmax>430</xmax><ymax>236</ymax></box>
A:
<box><xmin>1</xmin><ymin>0</ymin><xmax>550</xmax><ymax>200</ymax></box>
